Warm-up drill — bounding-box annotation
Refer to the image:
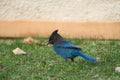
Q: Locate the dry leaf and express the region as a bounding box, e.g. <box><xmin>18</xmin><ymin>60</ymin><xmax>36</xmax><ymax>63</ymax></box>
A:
<box><xmin>92</xmin><ymin>42</ymin><xmax>96</xmax><ymax>46</ymax></box>
<box><xmin>115</xmin><ymin>67</ymin><xmax>120</xmax><ymax>73</ymax></box>
<box><xmin>23</xmin><ymin>37</ymin><xmax>38</xmax><ymax>44</ymax></box>
<box><xmin>12</xmin><ymin>47</ymin><xmax>26</xmax><ymax>55</ymax></box>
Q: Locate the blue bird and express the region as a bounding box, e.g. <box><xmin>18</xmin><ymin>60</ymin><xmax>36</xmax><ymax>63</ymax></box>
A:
<box><xmin>47</xmin><ymin>30</ymin><xmax>96</xmax><ymax>62</ymax></box>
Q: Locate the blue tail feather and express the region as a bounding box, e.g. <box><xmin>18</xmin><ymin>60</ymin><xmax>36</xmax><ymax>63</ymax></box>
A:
<box><xmin>77</xmin><ymin>51</ymin><xmax>96</xmax><ymax>62</ymax></box>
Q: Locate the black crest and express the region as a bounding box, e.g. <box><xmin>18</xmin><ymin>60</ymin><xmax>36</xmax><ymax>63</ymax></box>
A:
<box><xmin>48</xmin><ymin>29</ymin><xmax>64</xmax><ymax>44</ymax></box>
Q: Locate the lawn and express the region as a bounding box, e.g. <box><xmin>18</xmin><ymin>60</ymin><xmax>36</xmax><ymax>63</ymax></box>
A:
<box><xmin>0</xmin><ymin>38</ymin><xmax>120</xmax><ymax>80</ymax></box>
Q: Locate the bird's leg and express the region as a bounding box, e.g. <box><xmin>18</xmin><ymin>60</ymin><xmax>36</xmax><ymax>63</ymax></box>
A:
<box><xmin>71</xmin><ymin>58</ymin><xmax>74</xmax><ymax>62</ymax></box>
<box><xmin>65</xmin><ymin>58</ymin><xmax>68</xmax><ymax>62</ymax></box>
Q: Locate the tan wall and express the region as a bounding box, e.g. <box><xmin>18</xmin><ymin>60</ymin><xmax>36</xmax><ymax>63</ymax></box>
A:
<box><xmin>0</xmin><ymin>0</ymin><xmax>120</xmax><ymax>39</ymax></box>
<box><xmin>0</xmin><ymin>0</ymin><xmax>120</xmax><ymax>21</ymax></box>
<box><xmin>0</xmin><ymin>20</ymin><xmax>120</xmax><ymax>39</ymax></box>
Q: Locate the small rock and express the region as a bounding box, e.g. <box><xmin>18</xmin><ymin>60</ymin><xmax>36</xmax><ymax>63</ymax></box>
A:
<box><xmin>115</xmin><ymin>67</ymin><xmax>120</xmax><ymax>73</ymax></box>
<box><xmin>96</xmin><ymin>57</ymin><xmax>101</xmax><ymax>62</ymax></box>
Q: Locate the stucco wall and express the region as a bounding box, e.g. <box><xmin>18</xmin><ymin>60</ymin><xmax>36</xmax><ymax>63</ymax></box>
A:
<box><xmin>0</xmin><ymin>21</ymin><xmax>120</xmax><ymax>39</ymax></box>
<box><xmin>0</xmin><ymin>0</ymin><xmax>120</xmax><ymax>21</ymax></box>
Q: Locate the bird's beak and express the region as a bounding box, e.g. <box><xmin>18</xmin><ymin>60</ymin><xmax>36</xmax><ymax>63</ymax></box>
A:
<box><xmin>47</xmin><ymin>40</ymin><xmax>53</xmax><ymax>45</ymax></box>
<box><xmin>47</xmin><ymin>42</ymin><xmax>50</xmax><ymax>45</ymax></box>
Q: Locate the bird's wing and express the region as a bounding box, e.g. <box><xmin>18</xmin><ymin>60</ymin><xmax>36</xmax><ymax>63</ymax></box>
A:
<box><xmin>56</xmin><ymin>41</ymin><xmax>82</xmax><ymax>50</ymax></box>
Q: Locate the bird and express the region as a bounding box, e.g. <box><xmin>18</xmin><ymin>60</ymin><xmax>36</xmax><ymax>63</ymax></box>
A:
<box><xmin>47</xmin><ymin>30</ymin><xmax>96</xmax><ymax>62</ymax></box>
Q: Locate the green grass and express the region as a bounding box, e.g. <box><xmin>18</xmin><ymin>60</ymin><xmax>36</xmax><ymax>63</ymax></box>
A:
<box><xmin>0</xmin><ymin>38</ymin><xmax>120</xmax><ymax>80</ymax></box>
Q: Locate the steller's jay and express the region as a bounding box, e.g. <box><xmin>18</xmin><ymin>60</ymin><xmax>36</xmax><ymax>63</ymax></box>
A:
<box><xmin>47</xmin><ymin>30</ymin><xmax>96</xmax><ymax>62</ymax></box>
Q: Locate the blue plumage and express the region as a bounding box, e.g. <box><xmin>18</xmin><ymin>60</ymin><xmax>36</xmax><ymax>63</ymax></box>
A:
<box><xmin>48</xmin><ymin>30</ymin><xmax>96</xmax><ymax>62</ymax></box>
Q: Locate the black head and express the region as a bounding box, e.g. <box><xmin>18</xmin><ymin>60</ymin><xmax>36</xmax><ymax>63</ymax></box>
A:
<box><xmin>47</xmin><ymin>30</ymin><xmax>64</xmax><ymax>45</ymax></box>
